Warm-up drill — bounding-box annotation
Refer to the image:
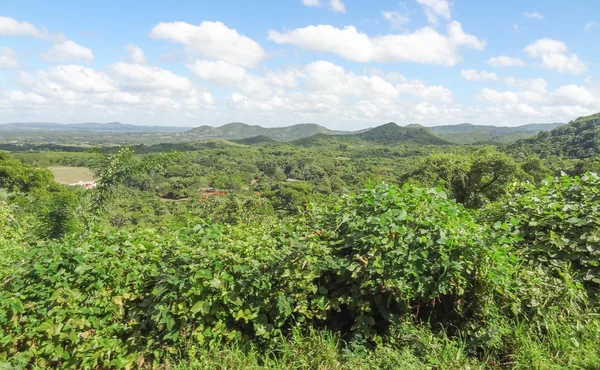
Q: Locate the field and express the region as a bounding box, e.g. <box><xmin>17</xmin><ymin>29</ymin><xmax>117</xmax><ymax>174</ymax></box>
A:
<box><xmin>49</xmin><ymin>166</ymin><xmax>94</xmax><ymax>184</ymax></box>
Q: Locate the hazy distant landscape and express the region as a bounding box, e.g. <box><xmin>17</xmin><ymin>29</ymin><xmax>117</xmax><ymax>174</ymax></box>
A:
<box><xmin>0</xmin><ymin>120</ymin><xmax>565</xmax><ymax>146</ymax></box>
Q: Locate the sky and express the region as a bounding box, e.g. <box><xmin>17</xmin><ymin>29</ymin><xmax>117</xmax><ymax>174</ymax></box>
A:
<box><xmin>0</xmin><ymin>0</ymin><xmax>599</xmax><ymax>129</ymax></box>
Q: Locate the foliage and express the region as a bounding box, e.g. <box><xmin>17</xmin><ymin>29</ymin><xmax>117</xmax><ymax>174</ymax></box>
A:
<box><xmin>508</xmin><ymin>112</ymin><xmax>600</xmax><ymax>159</ymax></box>
<box><xmin>401</xmin><ymin>148</ymin><xmax>529</xmax><ymax>208</ymax></box>
<box><xmin>0</xmin><ymin>151</ymin><xmax>55</xmax><ymax>193</ymax></box>
<box><xmin>487</xmin><ymin>172</ymin><xmax>600</xmax><ymax>287</ymax></box>
<box><xmin>2</xmin><ymin>128</ymin><xmax>600</xmax><ymax>369</ymax></box>
<box><xmin>311</xmin><ymin>184</ymin><xmax>517</xmax><ymax>344</ymax></box>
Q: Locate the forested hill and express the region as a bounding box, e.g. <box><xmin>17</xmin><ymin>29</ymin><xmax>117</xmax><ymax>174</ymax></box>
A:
<box><xmin>427</xmin><ymin>122</ymin><xmax>564</xmax><ymax>144</ymax></box>
<box><xmin>186</xmin><ymin>122</ymin><xmax>346</xmax><ymax>141</ymax></box>
<box><xmin>508</xmin><ymin>113</ymin><xmax>600</xmax><ymax>158</ymax></box>
<box><xmin>358</xmin><ymin>122</ymin><xmax>450</xmax><ymax>145</ymax></box>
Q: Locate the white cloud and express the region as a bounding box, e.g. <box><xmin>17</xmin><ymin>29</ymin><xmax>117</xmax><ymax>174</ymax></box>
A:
<box><xmin>302</xmin><ymin>0</ymin><xmax>320</xmax><ymax>6</ymax></box>
<box><xmin>0</xmin><ymin>47</ymin><xmax>18</xmax><ymax>70</ymax></box>
<box><xmin>524</xmin><ymin>38</ymin><xmax>586</xmax><ymax>74</ymax></box>
<box><xmin>1</xmin><ymin>63</ymin><xmax>215</xmax><ymax>124</ymax></box>
<box><xmin>110</xmin><ymin>62</ymin><xmax>192</xmax><ymax>92</ymax></box>
<box><xmin>414</xmin><ymin>102</ymin><xmax>440</xmax><ymax>116</ymax></box>
<box><xmin>304</xmin><ymin>61</ymin><xmax>398</xmax><ymax>99</ymax></box>
<box><xmin>125</xmin><ymin>44</ymin><xmax>146</xmax><ymax>65</ymax></box>
<box><xmin>552</xmin><ymin>85</ymin><xmax>595</xmax><ymax>106</ymax></box>
<box><xmin>265</xmin><ymin>69</ymin><xmax>302</xmax><ymax>88</ymax></box>
<box><xmin>20</xmin><ymin>65</ymin><xmax>116</xmax><ymax>94</ymax></box>
<box><xmin>584</xmin><ymin>22</ymin><xmax>597</xmax><ymax>31</ymax></box>
<box><xmin>188</xmin><ymin>60</ymin><xmax>247</xmax><ymax>86</ymax></box>
<box><xmin>523</xmin><ymin>12</ymin><xmax>544</xmax><ymax>20</ymax></box>
<box><xmin>0</xmin><ymin>16</ymin><xmax>63</xmax><ymax>41</ymax></box>
<box><xmin>475</xmin><ymin>76</ymin><xmax>599</xmax><ymax>125</ymax></box>
<box><xmin>41</xmin><ymin>40</ymin><xmax>94</xmax><ymax>63</ymax></box>
<box><xmin>513</xmin><ymin>24</ymin><xmax>519</xmax><ymax>31</ymax></box>
<box><xmin>460</xmin><ymin>69</ymin><xmax>498</xmax><ymax>81</ymax></box>
<box><xmin>416</xmin><ymin>0</ymin><xmax>451</xmax><ymax>25</ymax></box>
<box><xmin>477</xmin><ymin>88</ymin><xmax>519</xmax><ymax>104</ymax></box>
<box><xmin>382</xmin><ymin>11</ymin><xmax>410</xmax><ymax>28</ymax></box>
<box><xmin>487</xmin><ymin>56</ymin><xmax>526</xmax><ymax>67</ymax></box>
<box><xmin>150</xmin><ymin>21</ymin><xmax>266</xmax><ymax>68</ymax></box>
<box><xmin>268</xmin><ymin>21</ymin><xmax>485</xmax><ymax>66</ymax></box>
<box><xmin>329</xmin><ymin>0</ymin><xmax>346</xmax><ymax>13</ymax></box>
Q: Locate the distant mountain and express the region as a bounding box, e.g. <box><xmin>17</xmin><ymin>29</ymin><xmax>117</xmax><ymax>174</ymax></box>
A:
<box><xmin>292</xmin><ymin>122</ymin><xmax>451</xmax><ymax>146</ymax></box>
<box><xmin>427</xmin><ymin>122</ymin><xmax>564</xmax><ymax>144</ymax></box>
<box><xmin>358</xmin><ymin>122</ymin><xmax>450</xmax><ymax>145</ymax></box>
<box><xmin>0</xmin><ymin>122</ymin><xmax>188</xmax><ymax>133</ymax></box>
<box><xmin>508</xmin><ymin>113</ymin><xmax>600</xmax><ymax>159</ymax></box>
<box><xmin>0</xmin><ymin>120</ymin><xmax>563</xmax><ymax>145</ymax></box>
<box><xmin>186</xmin><ymin>122</ymin><xmax>347</xmax><ymax>142</ymax></box>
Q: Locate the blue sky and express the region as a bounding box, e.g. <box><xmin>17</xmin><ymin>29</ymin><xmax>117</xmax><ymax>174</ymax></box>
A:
<box><xmin>0</xmin><ymin>0</ymin><xmax>599</xmax><ymax>129</ymax></box>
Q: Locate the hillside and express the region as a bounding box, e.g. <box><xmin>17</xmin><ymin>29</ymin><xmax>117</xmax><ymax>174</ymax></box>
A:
<box><xmin>508</xmin><ymin>113</ymin><xmax>600</xmax><ymax>158</ymax></box>
<box><xmin>187</xmin><ymin>122</ymin><xmax>346</xmax><ymax>142</ymax></box>
<box><xmin>359</xmin><ymin>122</ymin><xmax>450</xmax><ymax>145</ymax></box>
<box><xmin>428</xmin><ymin>122</ymin><xmax>564</xmax><ymax>144</ymax></box>
<box><xmin>292</xmin><ymin>122</ymin><xmax>451</xmax><ymax>146</ymax></box>
<box><xmin>0</xmin><ymin>122</ymin><xmax>188</xmax><ymax>133</ymax></box>
<box><xmin>232</xmin><ymin>135</ymin><xmax>279</xmax><ymax>145</ymax></box>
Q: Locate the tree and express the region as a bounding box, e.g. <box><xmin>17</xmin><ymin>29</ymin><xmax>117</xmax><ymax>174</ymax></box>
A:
<box><xmin>401</xmin><ymin>148</ymin><xmax>529</xmax><ymax>208</ymax></box>
<box><xmin>0</xmin><ymin>151</ymin><xmax>55</xmax><ymax>193</ymax></box>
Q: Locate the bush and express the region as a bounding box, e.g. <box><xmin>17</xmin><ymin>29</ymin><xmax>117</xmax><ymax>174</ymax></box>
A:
<box><xmin>311</xmin><ymin>184</ymin><xmax>517</xmax><ymax>343</ymax></box>
<box><xmin>490</xmin><ymin>173</ymin><xmax>600</xmax><ymax>288</ymax></box>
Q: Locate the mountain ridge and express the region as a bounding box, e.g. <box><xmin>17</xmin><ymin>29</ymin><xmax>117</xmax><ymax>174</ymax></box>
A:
<box><xmin>507</xmin><ymin>113</ymin><xmax>600</xmax><ymax>159</ymax></box>
<box><xmin>0</xmin><ymin>120</ymin><xmax>565</xmax><ymax>144</ymax></box>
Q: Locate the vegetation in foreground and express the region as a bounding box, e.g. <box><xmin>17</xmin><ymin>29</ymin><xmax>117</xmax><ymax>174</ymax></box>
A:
<box><xmin>1</xmin><ymin>113</ymin><xmax>600</xmax><ymax>369</ymax></box>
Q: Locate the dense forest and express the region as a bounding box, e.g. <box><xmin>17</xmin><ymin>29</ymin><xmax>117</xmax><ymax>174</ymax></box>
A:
<box><xmin>1</xmin><ymin>113</ymin><xmax>600</xmax><ymax>369</ymax></box>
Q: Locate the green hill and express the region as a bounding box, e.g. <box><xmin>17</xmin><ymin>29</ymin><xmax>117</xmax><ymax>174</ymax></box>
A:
<box><xmin>508</xmin><ymin>113</ymin><xmax>600</xmax><ymax>159</ymax></box>
<box><xmin>428</xmin><ymin>122</ymin><xmax>564</xmax><ymax>144</ymax></box>
<box><xmin>187</xmin><ymin>122</ymin><xmax>346</xmax><ymax>142</ymax></box>
<box><xmin>359</xmin><ymin>122</ymin><xmax>450</xmax><ymax>145</ymax></box>
<box><xmin>292</xmin><ymin>122</ymin><xmax>451</xmax><ymax>146</ymax></box>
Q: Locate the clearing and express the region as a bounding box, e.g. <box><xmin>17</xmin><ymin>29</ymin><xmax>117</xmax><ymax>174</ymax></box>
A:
<box><xmin>49</xmin><ymin>166</ymin><xmax>94</xmax><ymax>184</ymax></box>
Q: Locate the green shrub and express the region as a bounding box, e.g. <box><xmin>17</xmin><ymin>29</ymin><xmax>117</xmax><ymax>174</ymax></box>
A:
<box><xmin>311</xmin><ymin>184</ymin><xmax>517</xmax><ymax>342</ymax></box>
<box><xmin>490</xmin><ymin>173</ymin><xmax>600</xmax><ymax>287</ymax></box>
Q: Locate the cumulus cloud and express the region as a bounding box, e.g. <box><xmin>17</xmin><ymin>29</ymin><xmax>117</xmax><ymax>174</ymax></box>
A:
<box><xmin>188</xmin><ymin>60</ymin><xmax>247</xmax><ymax>86</ymax></box>
<box><xmin>486</xmin><ymin>56</ymin><xmax>526</xmax><ymax>67</ymax></box>
<box><xmin>329</xmin><ymin>0</ymin><xmax>346</xmax><ymax>13</ymax></box>
<box><xmin>19</xmin><ymin>65</ymin><xmax>116</xmax><ymax>94</ymax></box>
<box><xmin>475</xmin><ymin>75</ymin><xmax>599</xmax><ymax>125</ymax></box>
<box><xmin>0</xmin><ymin>16</ymin><xmax>63</xmax><ymax>41</ymax></box>
<box><xmin>524</xmin><ymin>38</ymin><xmax>586</xmax><ymax>74</ymax></box>
<box><xmin>416</xmin><ymin>0</ymin><xmax>451</xmax><ymax>25</ymax></box>
<box><xmin>523</xmin><ymin>12</ymin><xmax>544</xmax><ymax>20</ymax></box>
<box><xmin>150</xmin><ymin>21</ymin><xmax>266</xmax><ymax>68</ymax></box>
<box><xmin>460</xmin><ymin>69</ymin><xmax>498</xmax><ymax>81</ymax></box>
<box><xmin>1</xmin><ymin>63</ymin><xmax>214</xmax><ymax>125</ymax></box>
<box><xmin>302</xmin><ymin>0</ymin><xmax>320</xmax><ymax>6</ymax></box>
<box><xmin>41</xmin><ymin>40</ymin><xmax>94</xmax><ymax>63</ymax></box>
<box><xmin>268</xmin><ymin>21</ymin><xmax>485</xmax><ymax>66</ymax></box>
<box><xmin>477</xmin><ymin>88</ymin><xmax>519</xmax><ymax>104</ymax></box>
<box><xmin>125</xmin><ymin>44</ymin><xmax>146</xmax><ymax>65</ymax></box>
<box><xmin>110</xmin><ymin>62</ymin><xmax>192</xmax><ymax>92</ymax></box>
<box><xmin>382</xmin><ymin>11</ymin><xmax>410</xmax><ymax>28</ymax></box>
<box><xmin>0</xmin><ymin>47</ymin><xmax>19</xmax><ymax>70</ymax></box>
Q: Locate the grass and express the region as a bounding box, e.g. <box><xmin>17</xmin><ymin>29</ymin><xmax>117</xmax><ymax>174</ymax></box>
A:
<box><xmin>165</xmin><ymin>319</ymin><xmax>600</xmax><ymax>370</ymax></box>
<box><xmin>49</xmin><ymin>166</ymin><xmax>93</xmax><ymax>184</ymax></box>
